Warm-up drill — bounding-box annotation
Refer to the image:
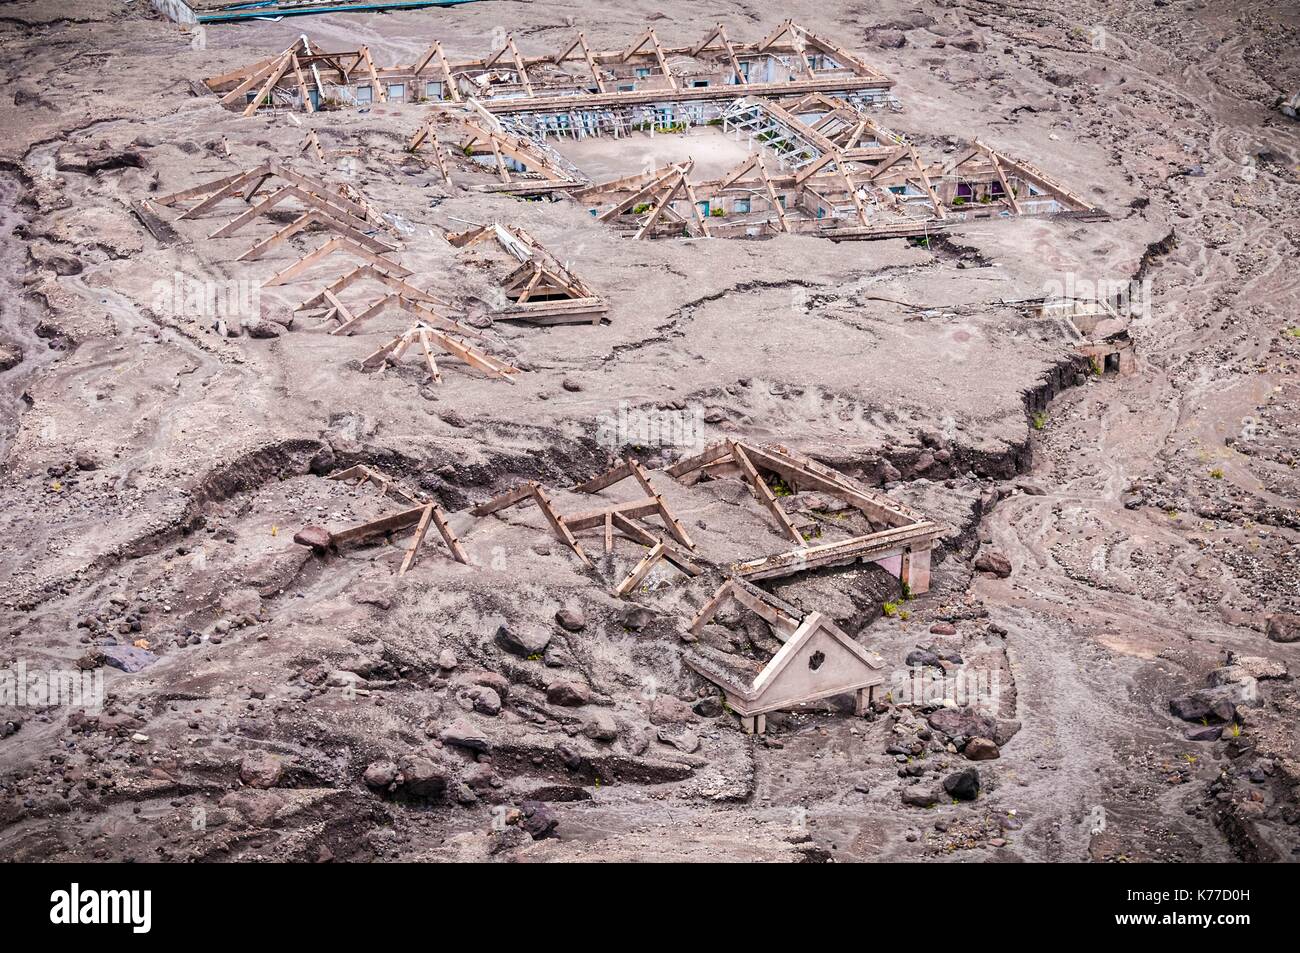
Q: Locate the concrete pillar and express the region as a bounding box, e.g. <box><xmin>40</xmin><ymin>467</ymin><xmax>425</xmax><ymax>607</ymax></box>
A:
<box><xmin>740</xmin><ymin>714</ymin><xmax>757</xmax><ymax>734</ymax></box>
<box><xmin>901</xmin><ymin>544</ymin><xmax>932</xmax><ymax>595</ymax></box>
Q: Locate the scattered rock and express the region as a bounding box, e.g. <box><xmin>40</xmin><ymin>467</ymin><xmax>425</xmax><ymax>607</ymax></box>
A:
<box><xmin>618</xmin><ymin>604</ymin><xmax>654</xmax><ymax>631</ymax></box>
<box><xmin>398</xmin><ymin>755</ymin><xmax>448</xmax><ymax>799</ymax></box>
<box><xmin>242</xmin><ymin>318</ymin><xmax>282</xmax><ymax>339</ymax></box>
<box><xmin>239</xmin><ymin>751</ymin><xmax>283</xmax><ymax>789</ymax></box>
<box><xmin>100</xmin><ymin>644</ymin><xmax>157</xmax><ymax>674</ymax></box>
<box><xmin>555</xmin><ymin>604</ymin><xmax>586</xmax><ymax>632</ymax></box>
<box><xmin>440</xmin><ymin>719</ymin><xmax>491</xmax><ymax>753</ymax></box>
<box><xmin>942</xmin><ymin>768</ymin><xmax>980</xmax><ymax>801</ymax></box>
<box><xmin>901</xmin><ymin>785</ymin><xmax>940</xmax><ymax>807</ymax></box>
<box><xmin>964</xmin><ymin>737</ymin><xmax>1000</xmax><ymax>760</ymax></box>
<box><xmin>293</xmin><ymin>526</ymin><xmax>332</xmax><ymax>550</ymax></box>
<box><xmin>519</xmin><ymin>799</ymin><xmax>558</xmax><ymax>839</ymax></box>
<box><xmin>1169</xmin><ymin>690</ymin><xmax>1237</xmax><ymax>724</ymax></box>
<box><xmin>973</xmin><ymin>551</ymin><xmax>1012</xmax><ymax>577</ymax></box>
<box><xmin>496</xmin><ymin>623</ymin><xmax>551</xmax><ymax>657</ymax></box>
<box><xmin>1266</xmin><ymin>613</ymin><xmax>1300</xmax><ymax>643</ymax></box>
<box><xmin>582</xmin><ymin>709</ymin><xmax>618</xmax><ymax>742</ymax></box>
<box><xmin>546</xmin><ymin>680</ymin><xmax>591</xmax><ymax>707</ymax></box>
<box><xmin>363</xmin><ymin>760</ymin><xmax>399</xmax><ymax>789</ymax></box>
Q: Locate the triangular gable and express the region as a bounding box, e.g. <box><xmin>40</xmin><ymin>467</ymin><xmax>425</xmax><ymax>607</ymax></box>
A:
<box><xmin>749</xmin><ymin>611</ymin><xmax>883</xmax><ymax>705</ymax></box>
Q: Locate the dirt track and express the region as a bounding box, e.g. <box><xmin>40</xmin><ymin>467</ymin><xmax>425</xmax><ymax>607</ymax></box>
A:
<box><xmin>0</xmin><ymin>0</ymin><xmax>1296</xmax><ymax>862</ymax></box>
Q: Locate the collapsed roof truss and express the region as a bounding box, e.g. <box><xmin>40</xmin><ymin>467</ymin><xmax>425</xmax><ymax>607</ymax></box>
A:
<box><xmin>203</xmin><ymin>20</ymin><xmax>894</xmax><ymax>118</ymax></box>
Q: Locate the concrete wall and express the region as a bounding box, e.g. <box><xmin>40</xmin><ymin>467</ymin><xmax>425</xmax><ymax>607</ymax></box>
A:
<box><xmin>151</xmin><ymin>0</ymin><xmax>197</xmax><ymax>24</ymax></box>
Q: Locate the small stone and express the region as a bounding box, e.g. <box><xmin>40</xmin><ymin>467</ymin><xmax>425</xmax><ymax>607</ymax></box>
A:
<box><xmin>546</xmin><ymin>680</ymin><xmax>591</xmax><ymax>707</ymax></box>
<box><xmin>555</xmin><ymin>604</ymin><xmax>586</xmax><ymax>632</ymax></box>
<box><xmin>659</xmin><ymin>729</ymin><xmax>700</xmax><ymax>753</ymax></box>
<box><xmin>242</xmin><ymin>317</ymin><xmax>282</xmax><ymax>339</ymax></box>
<box><xmin>293</xmin><ymin>526</ymin><xmax>332</xmax><ymax>550</ymax></box>
<box><xmin>130</xmin><ymin>733</ymin><xmax>149</xmax><ymax>744</ymax></box>
<box><xmin>901</xmin><ymin>785</ymin><xmax>940</xmax><ymax>808</ymax></box>
<box><xmin>363</xmin><ymin>760</ymin><xmax>399</xmax><ymax>789</ymax></box>
<box><xmin>582</xmin><ymin>709</ymin><xmax>618</xmax><ymax>742</ymax></box>
<box><xmin>239</xmin><ymin>751</ymin><xmax>284</xmax><ymax>789</ymax></box>
<box><xmin>440</xmin><ymin>719</ymin><xmax>491</xmax><ymax>753</ymax></box>
<box><xmin>618</xmin><ymin>604</ymin><xmax>654</xmax><ymax>631</ymax></box>
<box><xmin>929</xmin><ymin>622</ymin><xmax>957</xmax><ymax>636</ymax></box>
<box><xmin>1266</xmin><ymin>613</ymin><xmax>1300</xmax><ymax>643</ymax></box>
<box><xmin>437</xmin><ymin>649</ymin><xmax>458</xmax><ymax>671</ymax></box>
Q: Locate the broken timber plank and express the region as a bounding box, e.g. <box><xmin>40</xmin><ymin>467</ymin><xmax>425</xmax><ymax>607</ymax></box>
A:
<box><xmin>731</xmin><ymin>441</ymin><xmax>804</xmax><ymax>544</ymax></box>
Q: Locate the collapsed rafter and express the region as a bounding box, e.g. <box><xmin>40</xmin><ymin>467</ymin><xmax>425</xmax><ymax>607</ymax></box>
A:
<box><xmin>295</xmin><ymin>464</ymin><xmax>468</xmax><ymax>577</ymax></box>
<box><xmin>361</xmin><ymin>322</ymin><xmax>520</xmax><ymax>385</ymax></box>
<box><xmin>446</xmin><ymin>222</ymin><xmax>607</xmax><ymax>324</ymax></box>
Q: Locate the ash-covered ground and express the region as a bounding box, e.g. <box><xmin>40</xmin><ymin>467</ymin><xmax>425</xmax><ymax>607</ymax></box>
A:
<box><xmin>0</xmin><ymin>0</ymin><xmax>1297</xmax><ymax>862</ymax></box>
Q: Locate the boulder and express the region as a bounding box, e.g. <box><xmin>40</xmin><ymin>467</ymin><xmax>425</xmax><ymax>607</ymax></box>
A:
<box><xmin>363</xmin><ymin>760</ymin><xmax>399</xmax><ymax>789</ymax></box>
<box><xmin>457</xmin><ymin>684</ymin><xmax>501</xmax><ymax>716</ymax></box>
<box><xmin>293</xmin><ymin>526</ymin><xmax>332</xmax><ymax>550</ymax></box>
<box><xmin>1266</xmin><ymin>613</ymin><xmax>1300</xmax><ymax>643</ymax></box>
<box><xmin>618</xmin><ymin>604</ymin><xmax>654</xmax><ymax>631</ymax></box>
<box><xmin>905</xmin><ymin>648</ymin><xmax>943</xmax><ymax>669</ymax></box>
<box><xmin>901</xmin><ymin>785</ymin><xmax>940</xmax><ymax>807</ymax></box>
<box><xmin>241</xmin><ymin>317</ymin><xmax>282</xmax><ymax>339</ymax></box>
<box><xmin>440</xmin><ymin>719</ymin><xmax>491</xmax><ymax>753</ymax></box>
<box><xmin>0</xmin><ymin>343</ymin><xmax>22</xmax><ymax>372</ymax></box>
<box><xmin>398</xmin><ymin>755</ymin><xmax>447</xmax><ymax>798</ymax></box>
<box><xmin>656</xmin><ymin>726</ymin><xmax>701</xmax><ymax>753</ymax></box>
<box><xmin>691</xmin><ymin>696</ymin><xmax>725</xmax><ymax>718</ymax></box>
<box><xmin>647</xmin><ymin>693</ymin><xmax>697</xmax><ymax>726</ymax></box>
<box><xmin>993</xmin><ymin>719</ymin><xmax>1022</xmax><ymax>747</ymax></box>
<box><xmin>518</xmin><ymin>800</ymin><xmax>559</xmax><ymax>840</ymax></box>
<box><xmin>964</xmin><ymin>737</ymin><xmax>1000</xmax><ymax>760</ymax></box>
<box><xmin>1185</xmin><ymin>725</ymin><xmax>1223</xmax><ymax>742</ymax></box>
<box><xmin>942</xmin><ymin>768</ymin><xmax>980</xmax><ymax>801</ymax></box>
<box><xmin>452</xmin><ymin>669</ymin><xmax>510</xmax><ymax>702</ymax></box>
<box><xmin>1224</xmin><ymin>654</ymin><xmax>1287</xmax><ymax>681</ymax></box>
<box><xmin>101</xmin><ymin>644</ymin><xmax>157</xmax><ymax>674</ymax></box>
<box><xmin>238</xmin><ymin>751</ymin><xmax>283</xmax><ymax>789</ymax></box>
<box><xmin>928</xmin><ymin>707</ymin><xmax>997</xmax><ymax>742</ymax></box>
<box><xmin>974</xmin><ymin>551</ymin><xmax>1012</xmax><ymax>577</ymax></box>
<box><xmin>496</xmin><ymin>623</ymin><xmax>551</xmax><ymax>657</ymax></box>
<box><xmin>582</xmin><ymin>709</ymin><xmax>618</xmax><ymax>742</ymax></box>
<box><xmin>1169</xmin><ymin>690</ymin><xmax>1236</xmax><ymax>724</ymax></box>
